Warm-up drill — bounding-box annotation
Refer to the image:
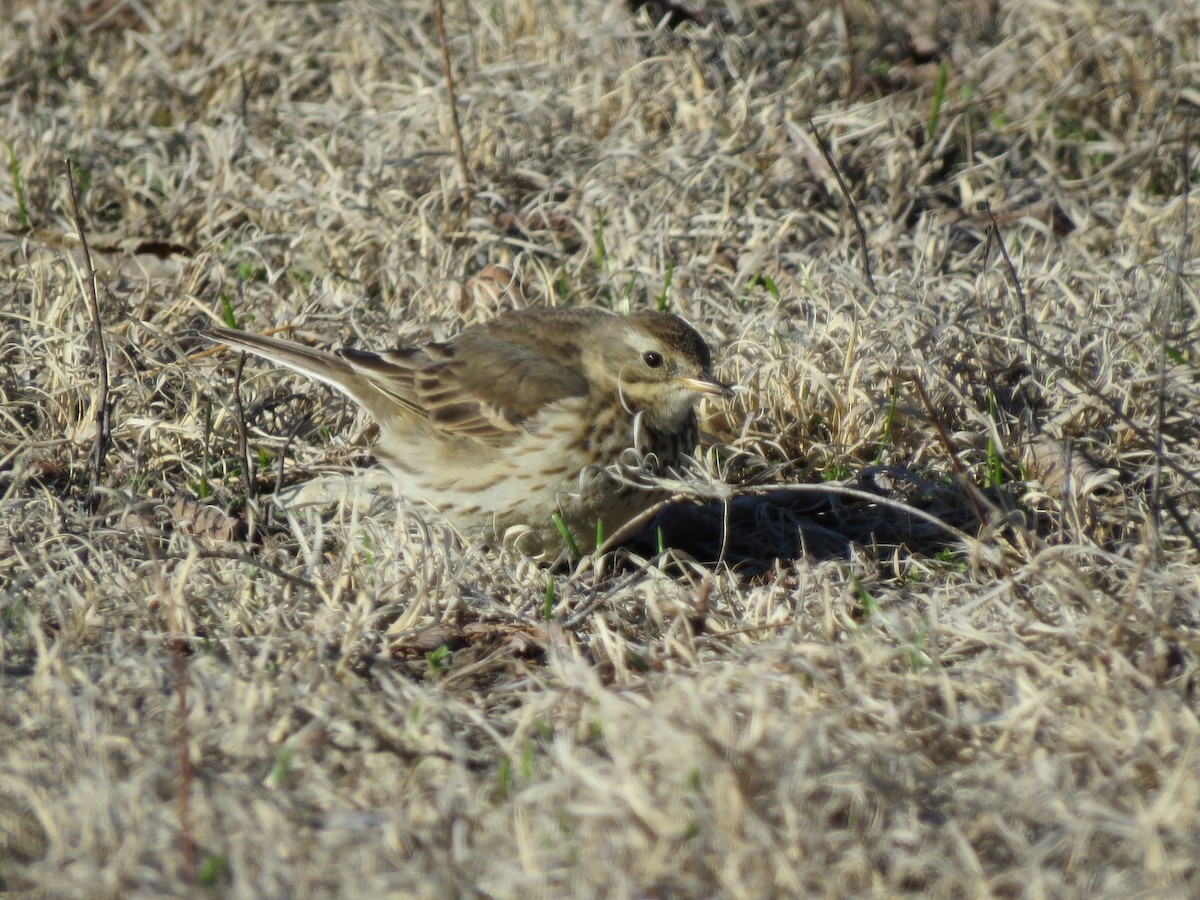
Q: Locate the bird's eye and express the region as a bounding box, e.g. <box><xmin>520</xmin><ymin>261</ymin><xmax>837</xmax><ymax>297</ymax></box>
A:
<box><xmin>643</xmin><ymin>351</ymin><xmax>664</xmax><ymax>369</ymax></box>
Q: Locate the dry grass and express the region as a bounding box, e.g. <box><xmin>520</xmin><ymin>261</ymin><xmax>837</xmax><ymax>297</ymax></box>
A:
<box><xmin>2</xmin><ymin>0</ymin><xmax>1199</xmax><ymax>894</ymax></box>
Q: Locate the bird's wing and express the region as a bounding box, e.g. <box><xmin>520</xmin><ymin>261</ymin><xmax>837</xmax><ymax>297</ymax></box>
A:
<box><xmin>343</xmin><ymin>337</ymin><xmax>590</xmax><ymax>446</ymax></box>
<box><xmin>337</xmin><ymin>346</ymin><xmax>427</xmax><ymax>419</ymax></box>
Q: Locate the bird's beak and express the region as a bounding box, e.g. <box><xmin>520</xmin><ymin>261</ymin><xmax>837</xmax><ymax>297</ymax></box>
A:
<box><xmin>679</xmin><ymin>373</ymin><xmax>735</xmax><ymax>399</ymax></box>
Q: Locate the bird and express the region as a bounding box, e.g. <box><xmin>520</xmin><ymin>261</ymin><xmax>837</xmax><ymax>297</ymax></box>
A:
<box><xmin>207</xmin><ymin>306</ymin><xmax>731</xmax><ymax>556</ymax></box>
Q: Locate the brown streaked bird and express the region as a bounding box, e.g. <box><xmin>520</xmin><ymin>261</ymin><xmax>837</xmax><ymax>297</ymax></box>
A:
<box><xmin>208</xmin><ymin>307</ymin><xmax>731</xmax><ymax>555</ymax></box>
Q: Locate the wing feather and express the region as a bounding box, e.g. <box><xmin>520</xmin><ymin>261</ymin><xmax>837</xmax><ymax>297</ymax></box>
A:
<box><xmin>342</xmin><ymin>328</ymin><xmax>593</xmax><ymax>445</ymax></box>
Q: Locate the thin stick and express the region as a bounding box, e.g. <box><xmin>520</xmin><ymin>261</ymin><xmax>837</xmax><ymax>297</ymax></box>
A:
<box><xmin>836</xmin><ymin>0</ymin><xmax>855</xmax><ymax>106</ymax></box>
<box><xmin>231</xmin><ymin>287</ymin><xmax>258</xmax><ymax>507</ymax></box>
<box><xmin>808</xmin><ymin>119</ymin><xmax>877</xmax><ymax>295</ymax></box>
<box><xmin>1049</xmin><ymin>359</ymin><xmax>1200</xmax><ymax>492</ymax></box>
<box><xmin>65</xmin><ymin>158</ymin><xmax>111</xmax><ymax>498</ymax></box>
<box><xmin>172</xmin><ymin>638</ymin><xmax>196</xmax><ymax>882</ymax></box>
<box><xmin>911</xmin><ymin>374</ymin><xmax>990</xmax><ymax>527</ymax></box>
<box><xmin>1162</xmin><ymin>493</ymin><xmax>1200</xmax><ymax>557</ymax></box>
<box><xmin>1151</xmin><ymin>109</ymin><xmax>1193</xmax><ymax>562</ymax></box>
<box><xmin>131</xmin><ymin>548</ymin><xmax>318</xmax><ymax>591</ymax></box>
<box><xmin>434</xmin><ymin>0</ymin><xmax>473</xmax><ymax>215</ymax></box>
<box><xmin>150</xmin><ymin>540</ymin><xmax>196</xmax><ymax>884</ymax></box>
<box><xmin>233</xmin><ymin>353</ymin><xmax>257</xmax><ymax>506</ymax></box>
<box><xmin>910</xmin><ymin>384</ymin><xmax>1061</xmax><ymax>626</ymax></box>
<box><xmin>985</xmin><ymin>201</ymin><xmax>1034</xmax><ymax>361</ymax></box>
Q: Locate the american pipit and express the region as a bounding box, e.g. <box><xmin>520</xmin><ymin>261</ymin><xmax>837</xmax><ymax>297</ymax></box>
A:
<box><xmin>209</xmin><ymin>307</ymin><xmax>730</xmax><ymax>555</ymax></box>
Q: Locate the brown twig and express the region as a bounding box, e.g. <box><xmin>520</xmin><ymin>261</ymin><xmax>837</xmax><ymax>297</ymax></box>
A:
<box><xmin>1181</xmin><ymin>110</ymin><xmax>1193</xmax><ymax>275</ymax></box>
<box><xmin>273</xmin><ymin>404</ymin><xmax>311</xmax><ymax>501</ymax></box>
<box><xmin>980</xmin><ymin>214</ymin><xmax>994</xmax><ymax>265</ymax></box>
<box><xmin>1150</xmin><ymin>108</ymin><xmax>1194</xmax><ymax>562</ymax></box>
<box><xmin>434</xmin><ymin>0</ymin><xmax>473</xmax><ymax>216</ymax></box>
<box><xmin>172</xmin><ymin>637</ymin><xmax>196</xmax><ymax>882</ymax></box>
<box><xmin>912</xmin><ymin>374</ymin><xmax>989</xmax><ymax>527</ymax></box>
<box><xmin>1043</xmin><ymin>349</ymin><xmax>1200</xmax><ymax>492</ymax></box>
<box><xmin>230</xmin><ymin>287</ymin><xmax>258</xmax><ymax>508</ymax></box>
<box><xmin>808</xmin><ymin>119</ymin><xmax>878</xmax><ymax>295</ymax></box>
<box><xmin>232</xmin><ymin>352</ymin><xmax>257</xmax><ymax>505</ymax></box>
<box><xmin>911</xmin><ymin>381</ymin><xmax>1062</xmax><ymax>625</ymax></box>
<box><xmin>65</xmin><ymin>158</ymin><xmax>111</xmax><ymax>500</ymax></box>
<box><xmin>149</xmin><ymin>538</ymin><xmax>197</xmax><ymax>884</ymax></box>
<box><xmin>985</xmin><ymin>201</ymin><xmax>1034</xmax><ymax>360</ymax></box>
<box><xmin>837</xmin><ymin>0</ymin><xmax>856</xmax><ymax>106</ymax></box>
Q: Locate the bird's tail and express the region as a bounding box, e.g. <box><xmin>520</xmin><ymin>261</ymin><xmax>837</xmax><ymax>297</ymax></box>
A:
<box><xmin>207</xmin><ymin>325</ymin><xmax>360</xmax><ymax>400</ymax></box>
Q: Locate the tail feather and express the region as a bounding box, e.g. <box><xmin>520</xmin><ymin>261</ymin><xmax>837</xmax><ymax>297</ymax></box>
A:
<box><xmin>207</xmin><ymin>325</ymin><xmax>361</xmax><ymax>401</ymax></box>
<box><xmin>207</xmin><ymin>326</ymin><xmax>434</xmax><ymax>429</ymax></box>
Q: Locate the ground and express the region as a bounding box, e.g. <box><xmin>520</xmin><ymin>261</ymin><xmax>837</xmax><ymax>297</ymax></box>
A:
<box><xmin>2</xmin><ymin>0</ymin><xmax>1199</xmax><ymax>895</ymax></box>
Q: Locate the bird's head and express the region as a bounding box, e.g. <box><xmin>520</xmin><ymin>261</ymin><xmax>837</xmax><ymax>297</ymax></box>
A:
<box><xmin>585</xmin><ymin>310</ymin><xmax>731</xmax><ymax>428</ymax></box>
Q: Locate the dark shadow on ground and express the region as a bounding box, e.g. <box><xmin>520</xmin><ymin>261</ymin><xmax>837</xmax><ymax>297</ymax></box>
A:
<box><xmin>620</xmin><ymin>466</ymin><xmax>981</xmax><ymax>574</ymax></box>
